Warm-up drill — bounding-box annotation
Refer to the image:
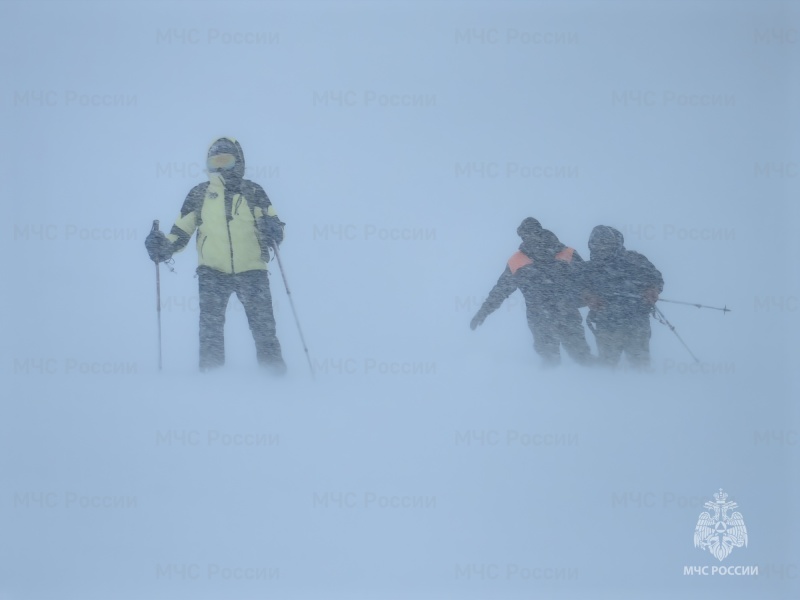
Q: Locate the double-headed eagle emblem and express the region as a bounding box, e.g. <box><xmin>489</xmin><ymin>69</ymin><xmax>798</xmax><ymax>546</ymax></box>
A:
<box><xmin>693</xmin><ymin>488</ymin><xmax>748</xmax><ymax>561</ymax></box>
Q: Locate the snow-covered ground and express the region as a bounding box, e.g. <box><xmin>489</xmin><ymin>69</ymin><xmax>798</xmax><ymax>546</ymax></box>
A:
<box><xmin>2</xmin><ymin>1</ymin><xmax>798</xmax><ymax>598</ymax></box>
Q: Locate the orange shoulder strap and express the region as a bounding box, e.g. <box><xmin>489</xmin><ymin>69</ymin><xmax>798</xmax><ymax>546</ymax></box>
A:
<box><xmin>555</xmin><ymin>247</ymin><xmax>575</xmax><ymax>262</ymax></box>
<box><xmin>508</xmin><ymin>251</ymin><xmax>533</xmax><ymax>274</ymax></box>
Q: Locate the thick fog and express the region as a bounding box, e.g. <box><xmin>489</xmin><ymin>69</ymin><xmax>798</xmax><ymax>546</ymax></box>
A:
<box><xmin>1</xmin><ymin>1</ymin><xmax>798</xmax><ymax>598</ymax></box>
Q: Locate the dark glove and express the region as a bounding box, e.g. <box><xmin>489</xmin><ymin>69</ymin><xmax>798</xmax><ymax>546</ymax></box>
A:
<box><xmin>145</xmin><ymin>230</ymin><xmax>173</xmax><ymax>263</ymax></box>
<box><xmin>470</xmin><ymin>309</ymin><xmax>488</xmax><ymax>330</ymax></box>
<box><xmin>256</xmin><ymin>216</ymin><xmax>284</xmax><ymax>255</ymax></box>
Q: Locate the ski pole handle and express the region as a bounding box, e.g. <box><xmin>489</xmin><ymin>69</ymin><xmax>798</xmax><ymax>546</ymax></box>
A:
<box><xmin>152</xmin><ymin>219</ymin><xmax>160</xmax><ymax>232</ymax></box>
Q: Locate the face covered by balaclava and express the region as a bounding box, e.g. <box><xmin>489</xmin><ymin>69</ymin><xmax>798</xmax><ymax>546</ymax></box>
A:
<box><xmin>206</xmin><ymin>137</ymin><xmax>245</xmax><ymax>191</ymax></box>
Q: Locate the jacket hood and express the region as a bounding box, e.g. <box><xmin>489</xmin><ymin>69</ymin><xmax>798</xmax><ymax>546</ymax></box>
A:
<box><xmin>517</xmin><ymin>217</ymin><xmax>543</xmax><ymax>240</ymax></box>
<box><xmin>588</xmin><ymin>225</ymin><xmax>624</xmax><ymax>260</ymax></box>
<box><xmin>520</xmin><ymin>229</ymin><xmax>564</xmax><ymax>262</ymax></box>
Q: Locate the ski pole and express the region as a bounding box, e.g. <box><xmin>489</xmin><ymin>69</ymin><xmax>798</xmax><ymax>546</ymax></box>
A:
<box><xmin>657</xmin><ymin>298</ymin><xmax>731</xmax><ymax>314</ymax></box>
<box><xmin>152</xmin><ymin>220</ymin><xmax>163</xmax><ymax>371</ymax></box>
<box><xmin>272</xmin><ymin>245</ymin><xmax>315</xmax><ymax>379</ymax></box>
<box><xmin>612</xmin><ymin>292</ymin><xmax>731</xmax><ymax>314</ymax></box>
<box><xmin>652</xmin><ymin>305</ymin><xmax>700</xmax><ymax>363</ymax></box>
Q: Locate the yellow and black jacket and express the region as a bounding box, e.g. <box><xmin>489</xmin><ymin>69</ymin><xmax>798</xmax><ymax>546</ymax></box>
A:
<box><xmin>166</xmin><ymin>138</ymin><xmax>283</xmax><ymax>274</ymax></box>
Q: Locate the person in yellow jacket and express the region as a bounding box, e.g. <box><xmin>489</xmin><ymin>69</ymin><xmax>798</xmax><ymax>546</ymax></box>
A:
<box><xmin>145</xmin><ymin>137</ymin><xmax>286</xmax><ymax>373</ymax></box>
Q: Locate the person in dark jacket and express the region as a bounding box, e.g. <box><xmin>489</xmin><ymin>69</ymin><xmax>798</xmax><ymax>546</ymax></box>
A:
<box><xmin>470</xmin><ymin>218</ymin><xmax>594</xmax><ymax>366</ymax></box>
<box><xmin>145</xmin><ymin>137</ymin><xmax>286</xmax><ymax>373</ymax></box>
<box><xmin>579</xmin><ymin>225</ymin><xmax>663</xmax><ymax>368</ymax></box>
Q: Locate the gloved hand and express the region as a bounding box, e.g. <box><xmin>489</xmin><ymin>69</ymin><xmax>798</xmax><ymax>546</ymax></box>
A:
<box><xmin>584</xmin><ymin>293</ymin><xmax>604</xmax><ymax>311</ymax></box>
<box><xmin>145</xmin><ymin>230</ymin><xmax>173</xmax><ymax>263</ymax></box>
<box><xmin>643</xmin><ymin>287</ymin><xmax>660</xmax><ymax>304</ymax></box>
<box><xmin>470</xmin><ymin>309</ymin><xmax>488</xmax><ymax>330</ymax></box>
<box><xmin>256</xmin><ymin>216</ymin><xmax>285</xmax><ymax>256</ymax></box>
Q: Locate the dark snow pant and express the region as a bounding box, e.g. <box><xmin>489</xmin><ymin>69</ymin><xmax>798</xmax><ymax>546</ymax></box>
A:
<box><xmin>197</xmin><ymin>266</ymin><xmax>282</xmax><ymax>371</ymax></box>
<box><xmin>528</xmin><ymin>305</ymin><xmax>594</xmax><ymax>366</ymax></box>
<box><xmin>591</xmin><ymin>311</ymin><xmax>652</xmax><ymax>368</ymax></box>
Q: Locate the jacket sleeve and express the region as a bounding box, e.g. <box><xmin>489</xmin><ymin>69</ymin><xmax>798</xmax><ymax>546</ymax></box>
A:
<box><xmin>477</xmin><ymin>266</ymin><xmax>518</xmax><ymax>317</ymax></box>
<box><xmin>651</xmin><ymin>264</ymin><xmax>664</xmax><ymax>293</ymax></box>
<box><xmin>632</xmin><ymin>252</ymin><xmax>664</xmax><ymax>293</ymax></box>
<box><xmin>569</xmin><ymin>260</ymin><xmax>595</xmax><ymax>308</ymax></box>
<box><xmin>165</xmin><ymin>183</ymin><xmax>206</xmax><ymax>254</ymax></box>
<box><xmin>249</xmin><ymin>183</ymin><xmax>285</xmax><ymax>246</ymax></box>
<box><xmin>650</xmin><ymin>260</ymin><xmax>664</xmax><ymax>293</ymax></box>
<box><xmin>562</xmin><ymin>258</ymin><xmax>586</xmax><ymax>307</ymax></box>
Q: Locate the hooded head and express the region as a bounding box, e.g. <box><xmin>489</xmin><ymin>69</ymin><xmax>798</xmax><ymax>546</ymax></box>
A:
<box><xmin>588</xmin><ymin>225</ymin><xmax>624</xmax><ymax>261</ymax></box>
<box><xmin>524</xmin><ymin>228</ymin><xmax>567</xmax><ymax>260</ymax></box>
<box><xmin>517</xmin><ymin>220</ymin><xmax>563</xmax><ymax>261</ymax></box>
<box><xmin>207</xmin><ymin>137</ymin><xmax>245</xmax><ymax>190</ymax></box>
<box><xmin>516</xmin><ymin>217</ymin><xmax>543</xmax><ymax>244</ymax></box>
<box><xmin>529</xmin><ymin>229</ymin><xmax>563</xmax><ymax>261</ymax></box>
